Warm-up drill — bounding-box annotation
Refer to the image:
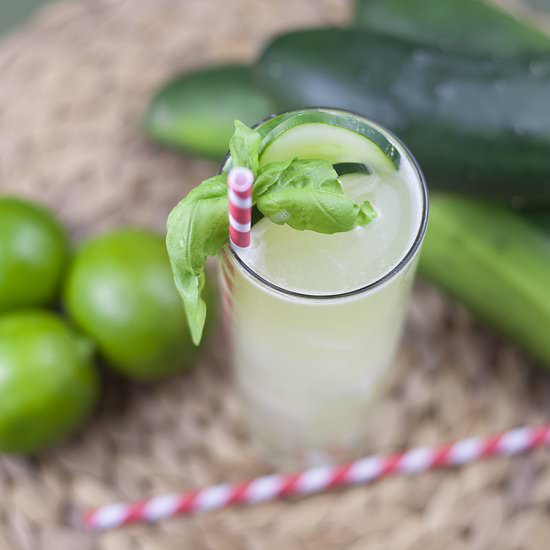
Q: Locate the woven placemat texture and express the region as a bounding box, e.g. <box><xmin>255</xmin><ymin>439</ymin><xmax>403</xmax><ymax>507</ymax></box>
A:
<box><xmin>0</xmin><ymin>1</ymin><xmax>549</xmax><ymax>549</ymax></box>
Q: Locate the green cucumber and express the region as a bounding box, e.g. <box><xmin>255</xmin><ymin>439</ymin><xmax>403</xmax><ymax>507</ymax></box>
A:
<box><xmin>259</xmin><ymin>109</ymin><xmax>400</xmax><ymax>171</ymax></box>
<box><xmin>255</xmin><ymin>28</ymin><xmax>550</xmax><ymax>204</ymax></box>
<box><xmin>419</xmin><ymin>194</ymin><xmax>550</xmax><ymax>367</ymax></box>
<box><xmin>143</xmin><ymin>65</ymin><xmax>276</xmax><ymax>159</ymax></box>
<box><xmin>354</xmin><ymin>0</ymin><xmax>550</xmax><ymax>54</ymax></box>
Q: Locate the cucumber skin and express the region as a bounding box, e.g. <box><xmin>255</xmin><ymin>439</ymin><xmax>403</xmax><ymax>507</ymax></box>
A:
<box><xmin>143</xmin><ymin>65</ymin><xmax>276</xmax><ymax>160</ymax></box>
<box><xmin>255</xmin><ymin>28</ymin><xmax>550</xmax><ymax>204</ymax></box>
<box><xmin>354</xmin><ymin>0</ymin><xmax>550</xmax><ymax>55</ymax></box>
<box><xmin>419</xmin><ymin>194</ymin><xmax>550</xmax><ymax>367</ymax></box>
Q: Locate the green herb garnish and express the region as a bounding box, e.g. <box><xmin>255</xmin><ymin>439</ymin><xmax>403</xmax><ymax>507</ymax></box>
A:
<box><xmin>166</xmin><ymin>121</ymin><xmax>377</xmax><ymax>345</ymax></box>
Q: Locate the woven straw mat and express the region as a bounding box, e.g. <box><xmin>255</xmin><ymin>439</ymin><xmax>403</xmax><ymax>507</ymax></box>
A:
<box><xmin>0</xmin><ymin>0</ymin><xmax>549</xmax><ymax>549</ymax></box>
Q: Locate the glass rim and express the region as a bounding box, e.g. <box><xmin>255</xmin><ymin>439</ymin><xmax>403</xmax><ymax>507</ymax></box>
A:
<box><xmin>219</xmin><ymin>107</ymin><xmax>429</xmax><ymax>301</ymax></box>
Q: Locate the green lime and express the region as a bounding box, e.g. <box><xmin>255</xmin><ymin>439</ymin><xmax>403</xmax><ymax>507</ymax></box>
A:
<box><xmin>0</xmin><ymin>311</ymin><xmax>98</xmax><ymax>454</ymax></box>
<box><xmin>63</xmin><ymin>229</ymin><xmax>210</xmax><ymax>380</ymax></box>
<box><xmin>0</xmin><ymin>197</ymin><xmax>69</xmax><ymax>313</ymax></box>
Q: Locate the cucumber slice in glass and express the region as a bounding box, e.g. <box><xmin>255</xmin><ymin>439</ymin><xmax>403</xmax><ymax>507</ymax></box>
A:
<box><xmin>259</xmin><ymin>109</ymin><xmax>401</xmax><ymax>171</ymax></box>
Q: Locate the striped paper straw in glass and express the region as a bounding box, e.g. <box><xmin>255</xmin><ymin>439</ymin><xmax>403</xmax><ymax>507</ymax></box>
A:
<box><xmin>228</xmin><ymin>167</ymin><xmax>254</xmax><ymax>249</ymax></box>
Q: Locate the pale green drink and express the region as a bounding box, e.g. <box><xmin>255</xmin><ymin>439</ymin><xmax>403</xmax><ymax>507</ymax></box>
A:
<box><xmin>220</xmin><ymin>109</ymin><xmax>427</xmax><ymax>469</ymax></box>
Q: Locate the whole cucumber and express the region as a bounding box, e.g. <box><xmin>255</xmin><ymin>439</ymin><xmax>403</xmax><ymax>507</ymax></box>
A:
<box><xmin>255</xmin><ymin>28</ymin><xmax>550</xmax><ymax>204</ymax></box>
<box><xmin>144</xmin><ymin>65</ymin><xmax>276</xmax><ymax>160</ymax></box>
<box><xmin>419</xmin><ymin>194</ymin><xmax>550</xmax><ymax>367</ymax></box>
<box><xmin>354</xmin><ymin>0</ymin><xmax>550</xmax><ymax>54</ymax></box>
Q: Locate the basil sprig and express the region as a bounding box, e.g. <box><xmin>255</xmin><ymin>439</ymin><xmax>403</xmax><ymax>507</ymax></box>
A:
<box><xmin>166</xmin><ymin>121</ymin><xmax>377</xmax><ymax>344</ymax></box>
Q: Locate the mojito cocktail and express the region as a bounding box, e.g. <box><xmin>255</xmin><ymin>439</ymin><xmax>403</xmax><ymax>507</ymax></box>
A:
<box><xmin>219</xmin><ymin>109</ymin><xmax>427</xmax><ymax>468</ymax></box>
<box><xmin>166</xmin><ymin>107</ymin><xmax>427</xmax><ymax>470</ymax></box>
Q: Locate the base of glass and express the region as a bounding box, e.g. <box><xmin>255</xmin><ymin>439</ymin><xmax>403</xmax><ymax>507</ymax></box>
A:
<box><xmin>237</xmin><ymin>365</ymin><xmax>398</xmax><ymax>472</ymax></box>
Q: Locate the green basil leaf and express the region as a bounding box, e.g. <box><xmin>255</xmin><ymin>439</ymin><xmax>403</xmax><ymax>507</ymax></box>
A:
<box><xmin>254</xmin><ymin>158</ymin><xmax>377</xmax><ymax>233</ymax></box>
<box><xmin>166</xmin><ymin>174</ymin><xmax>228</xmax><ymax>345</ymax></box>
<box><xmin>229</xmin><ymin>120</ymin><xmax>262</xmax><ymax>173</ymax></box>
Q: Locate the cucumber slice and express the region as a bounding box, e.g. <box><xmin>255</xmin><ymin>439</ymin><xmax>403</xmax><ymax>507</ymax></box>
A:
<box><xmin>333</xmin><ymin>162</ymin><xmax>371</xmax><ymax>176</ymax></box>
<box><xmin>259</xmin><ymin>110</ymin><xmax>400</xmax><ymax>171</ymax></box>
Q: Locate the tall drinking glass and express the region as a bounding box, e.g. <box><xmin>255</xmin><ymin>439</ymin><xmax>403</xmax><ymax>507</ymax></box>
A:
<box><xmin>219</xmin><ymin>108</ymin><xmax>428</xmax><ymax>470</ymax></box>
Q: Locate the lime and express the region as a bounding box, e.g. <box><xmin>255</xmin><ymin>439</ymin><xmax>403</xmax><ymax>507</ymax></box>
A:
<box><xmin>0</xmin><ymin>311</ymin><xmax>98</xmax><ymax>454</ymax></box>
<box><xmin>63</xmin><ymin>229</ymin><xmax>210</xmax><ymax>380</ymax></box>
<box><xmin>0</xmin><ymin>197</ymin><xmax>69</xmax><ymax>313</ymax></box>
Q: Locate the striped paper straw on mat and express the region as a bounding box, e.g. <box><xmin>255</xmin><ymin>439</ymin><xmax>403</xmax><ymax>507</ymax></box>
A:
<box><xmin>82</xmin><ymin>424</ymin><xmax>550</xmax><ymax>530</ymax></box>
<box><xmin>228</xmin><ymin>167</ymin><xmax>253</xmax><ymax>249</ymax></box>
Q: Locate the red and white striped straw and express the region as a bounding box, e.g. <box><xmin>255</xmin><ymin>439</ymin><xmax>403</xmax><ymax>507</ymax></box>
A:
<box><xmin>82</xmin><ymin>423</ymin><xmax>550</xmax><ymax>531</ymax></box>
<box><xmin>227</xmin><ymin>167</ymin><xmax>254</xmax><ymax>249</ymax></box>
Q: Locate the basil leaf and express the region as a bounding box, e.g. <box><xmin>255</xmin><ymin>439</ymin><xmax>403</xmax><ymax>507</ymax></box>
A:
<box><xmin>229</xmin><ymin>120</ymin><xmax>262</xmax><ymax>173</ymax></box>
<box><xmin>166</xmin><ymin>122</ymin><xmax>378</xmax><ymax>346</ymax></box>
<box><xmin>166</xmin><ymin>174</ymin><xmax>228</xmax><ymax>345</ymax></box>
<box><xmin>254</xmin><ymin>159</ymin><xmax>377</xmax><ymax>233</ymax></box>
